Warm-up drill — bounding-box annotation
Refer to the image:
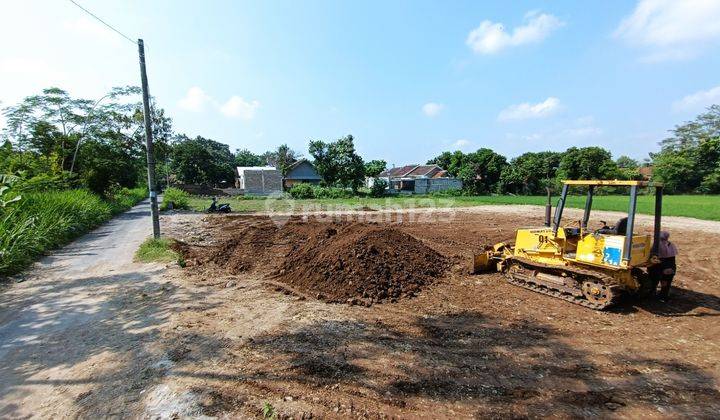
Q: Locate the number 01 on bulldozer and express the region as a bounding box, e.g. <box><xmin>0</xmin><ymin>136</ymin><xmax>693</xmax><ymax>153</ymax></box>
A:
<box><xmin>472</xmin><ymin>180</ymin><xmax>664</xmax><ymax>310</ymax></box>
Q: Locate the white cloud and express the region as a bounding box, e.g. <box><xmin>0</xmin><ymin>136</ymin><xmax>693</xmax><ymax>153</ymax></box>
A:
<box><xmin>466</xmin><ymin>11</ymin><xmax>564</xmax><ymax>54</ymax></box>
<box><xmin>498</xmin><ymin>97</ymin><xmax>561</xmax><ymax>122</ymax></box>
<box><xmin>523</xmin><ymin>133</ymin><xmax>543</xmax><ymax>141</ymax></box>
<box><xmin>615</xmin><ymin>0</ymin><xmax>720</xmax><ymax>61</ymax></box>
<box><xmin>504</xmin><ymin>115</ymin><xmax>602</xmax><ymax>144</ymax></box>
<box><xmin>422</xmin><ymin>102</ymin><xmax>444</xmax><ymax>117</ymax></box>
<box><xmin>178</xmin><ymin>86</ymin><xmax>212</xmax><ymax>112</ymax></box>
<box><xmin>178</xmin><ymin>87</ymin><xmax>260</xmax><ymax>120</ymax></box>
<box><xmin>673</xmin><ymin>85</ymin><xmax>720</xmax><ymax>112</ymax></box>
<box><xmin>562</xmin><ymin>126</ymin><xmax>602</xmax><ymax>138</ymax></box>
<box><xmin>452</xmin><ymin>139</ymin><xmax>472</xmax><ymax>149</ymax></box>
<box><xmin>220</xmin><ymin>96</ymin><xmax>260</xmax><ymax>120</ymax></box>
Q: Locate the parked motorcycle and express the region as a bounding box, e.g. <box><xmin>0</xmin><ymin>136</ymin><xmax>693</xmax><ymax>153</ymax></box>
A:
<box><xmin>206</xmin><ymin>196</ymin><xmax>231</xmax><ymax>213</ymax></box>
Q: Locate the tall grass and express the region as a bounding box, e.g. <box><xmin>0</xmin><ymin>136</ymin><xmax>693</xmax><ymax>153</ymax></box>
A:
<box><xmin>160</xmin><ymin>187</ymin><xmax>190</xmax><ymax>210</ymax></box>
<box><xmin>0</xmin><ymin>187</ymin><xmax>147</xmax><ymax>276</ymax></box>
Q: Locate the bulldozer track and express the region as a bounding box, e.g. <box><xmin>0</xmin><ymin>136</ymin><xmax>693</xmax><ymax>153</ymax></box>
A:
<box><xmin>505</xmin><ymin>257</ymin><xmax>622</xmax><ymax>310</ymax></box>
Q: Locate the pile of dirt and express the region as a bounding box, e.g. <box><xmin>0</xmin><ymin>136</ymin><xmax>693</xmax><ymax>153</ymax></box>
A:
<box><xmin>273</xmin><ymin>223</ymin><xmax>449</xmax><ymax>304</ymax></box>
<box><xmin>172</xmin><ymin>217</ymin><xmax>279</xmax><ymax>274</ymax></box>
<box><xmin>172</xmin><ymin>216</ymin><xmax>450</xmax><ymax>304</ymax></box>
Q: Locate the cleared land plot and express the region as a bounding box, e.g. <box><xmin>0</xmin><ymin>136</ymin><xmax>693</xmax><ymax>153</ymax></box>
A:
<box><xmin>137</xmin><ymin>208</ymin><xmax>720</xmax><ymax>418</ymax></box>
<box><xmin>187</xmin><ymin>194</ymin><xmax>720</xmax><ymax>221</ymax></box>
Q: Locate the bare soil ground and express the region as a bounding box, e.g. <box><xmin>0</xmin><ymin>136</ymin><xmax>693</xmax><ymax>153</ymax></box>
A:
<box><xmin>2</xmin><ymin>205</ymin><xmax>718</xmax><ymax>418</ymax></box>
<box><xmin>145</xmin><ymin>208</ymin><xmax>720</xmax><ymax>418</ymax></box>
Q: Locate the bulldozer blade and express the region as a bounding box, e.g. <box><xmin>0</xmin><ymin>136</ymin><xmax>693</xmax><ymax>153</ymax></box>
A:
<box><xmin>471</xmin><ymin>252</ymin><xmax>494</xmax><ymax>274</ymax></box>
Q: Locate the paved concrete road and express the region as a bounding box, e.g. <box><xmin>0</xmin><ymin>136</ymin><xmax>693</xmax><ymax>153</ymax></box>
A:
<box><xmin>0</xmin><ymin>200</ymin><xmax>170</xmax><ymax>417</ymax></box>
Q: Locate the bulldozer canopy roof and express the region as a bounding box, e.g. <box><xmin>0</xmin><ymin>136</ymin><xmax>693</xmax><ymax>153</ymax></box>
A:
<box><xmin>562</xmin><ymin>180</ymin><xmax>663</xmax><ymax>187</ymax></box>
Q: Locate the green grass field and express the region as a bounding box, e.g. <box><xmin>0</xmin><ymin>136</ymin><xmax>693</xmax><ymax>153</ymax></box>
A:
<box><xmin>186</xmin><ymin>194</ymin><xmax>720</xmax><ymax>221</ymax></box>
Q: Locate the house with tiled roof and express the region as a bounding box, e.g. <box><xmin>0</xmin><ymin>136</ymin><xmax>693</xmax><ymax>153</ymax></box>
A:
<box><xmin>375</xmin><ymin>164</ymin><xmax>462</xmax><ymax>194</ymax></box>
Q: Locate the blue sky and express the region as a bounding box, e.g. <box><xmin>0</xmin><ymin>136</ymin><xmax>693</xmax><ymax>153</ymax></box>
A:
<box><xmin>2</xmin><ymin>1</ymin><xmax>720</xmax><ymax>166</ymax></box>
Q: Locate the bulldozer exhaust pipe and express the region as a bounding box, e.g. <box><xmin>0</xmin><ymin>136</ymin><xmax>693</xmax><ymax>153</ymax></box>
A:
<box><xmin>545</xmin><ymin>187</ymin><xmax>552</xmax><ymax>227</ymax></box>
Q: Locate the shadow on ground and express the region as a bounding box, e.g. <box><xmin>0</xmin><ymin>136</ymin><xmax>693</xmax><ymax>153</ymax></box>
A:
<box><xmin>611</xmin><ymin>286</ymin><xmax>720</xmax><ymax>317</ymax></box>
<box><xmin>186</xmin><ymin>310</ymin><xmax>720</xmax><ymax>417</ymax></box>
<box><xmin>0</xmin><ymin>269</ymin><xmax>223</xmax><ymax>418</ymax></box>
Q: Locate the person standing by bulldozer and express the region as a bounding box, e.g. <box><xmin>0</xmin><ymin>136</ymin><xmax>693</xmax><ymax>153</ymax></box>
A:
<box><xmin>652</xmin><ymin>231</ymin><xmax>678</xmax><ymax>302</ymax></box>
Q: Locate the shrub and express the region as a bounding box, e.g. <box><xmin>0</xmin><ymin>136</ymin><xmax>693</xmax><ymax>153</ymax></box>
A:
<box><xmin>108</xmin><ymin>186</ymin><xmax>147</xmax><ymax>214</ymax></box>
<box><xmin>161</xmin><ymin>187</ymin><xmax>190</xmax><ymax>210</ymax></box>
<box><xmin>370</xmin><ymin>179</ymin><xmax>387</xmax><ymax>197</ymax></box>
<box><xmin>15</xmin><ymin>172</ymin><xmax>80</xmax><ymax>192</ymax></box>
<box><xmin>288</xmin><ymin>184</ymin><xmax>356</xmax><ymax>199</ymax></box>
<box><xmin>313</xmin><ymin>186</ymin><xmax>352</xmax><ymax>199</ymax></box>
<box><xmin>288</xmin><ymin>183</ymin><xmax>315</xmax><ymax>199</ymax></box>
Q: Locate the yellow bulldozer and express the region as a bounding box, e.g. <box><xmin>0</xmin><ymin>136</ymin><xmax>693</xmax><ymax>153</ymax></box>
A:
<box><xmin>472</xmin><ymin>180</ymin><xmax>664</xmax><ymax>310</ymax></box>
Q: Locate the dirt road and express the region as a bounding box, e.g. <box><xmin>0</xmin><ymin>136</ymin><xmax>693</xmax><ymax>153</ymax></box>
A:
<box><xmin>1</xmin><ymin>204</ymin><xmax>719</xmax><ymax>418</ymax></box>
<box><xmin>0</xmin><ymin>201</ymin><xmax>182</xmax><ymax>417</ymax></box>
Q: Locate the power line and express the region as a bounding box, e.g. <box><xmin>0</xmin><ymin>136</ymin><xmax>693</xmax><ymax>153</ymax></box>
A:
<box><xmin>67</xmin><ymin>0</ymin><xmax>137</xmax><ymax>45</ymax></box>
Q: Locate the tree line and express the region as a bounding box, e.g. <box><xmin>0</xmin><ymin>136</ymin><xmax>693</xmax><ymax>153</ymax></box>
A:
<box><xmin>2</xmin><ymin>87</ymin><xmax>718</xmax><ymax>196</ymax></box>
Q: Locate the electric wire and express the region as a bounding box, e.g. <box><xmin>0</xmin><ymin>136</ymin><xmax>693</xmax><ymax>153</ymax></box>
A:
<box><xmin>67</xmin><ymin>0</ymin><xmax>137</xmax><ymax>45</ymax></box>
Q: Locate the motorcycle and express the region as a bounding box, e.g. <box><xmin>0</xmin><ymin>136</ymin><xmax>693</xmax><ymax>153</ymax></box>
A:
<box><xmin>206</xmin><ymin>197</ymin><xmax>231</xmax><ymax>213</ymax></box>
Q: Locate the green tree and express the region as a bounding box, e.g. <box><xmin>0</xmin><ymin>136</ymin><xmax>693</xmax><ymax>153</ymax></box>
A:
<box><xmin>2</xmin><ymin>87</ymin><xmax>91</xmax><ymax>169</ymax></box>
<box><xmin>264</xmin><ymin>144</ymin><xmax>300</xmax><ymax>176</ymax></box>
<box><xmin>699</xmin><ymin>166</ymin><xmax>720</xmax><ymax>193</ymax></box>
<box><xmin>1</xmin><ymin>86</ymin><xmax>172</xmax><ymax>194</ymax></box>
<box><xmin>235</xmin><ymin>149</ymin><xmax>264</xmax><ymax>167</ymax></box>
<box><xmin>557</xmin><ymin>147</ymin><xmax>619</xmax><ymax>181</ymax></box>
<box><xmin>499</xmin><ymin>151</ymin><xmax>561</xmax><ymax>195</ymax></box>
<box><xmin>309</xmin><ymin>135</ymin><xmax>365</xmax><ymax>191</ymax></box>
<box><xmin>652</xmin><ymin>106</ymin><xmax>720</xmax><ymax>193</ymax></box>
<box><xmin>76</xmin><ymin>139</ymin><xmax>140</xmax><ymax>195</ymax></box>
<box><xmin>364</xmin><ymin>159</ymin><xmax>387</xmax><ymax>177</ymax></box>
<box><xmin>616</xmin><ymin>155</ymin><xmax>639</xmax><ymax>169</ymax></box>
<box><xmin>428</xmin><ymin>148</ymin><xmax>508</xmax><ymax>194</ymax></box>
<box><xmin>170</xmin><ymin>135</ymin><xmax>235</xmax><ymax>186</ymax></box>
<box><xmin>27</xmin><ymin>121</ymin><xmax>63</xmax><ymax>158</ymax></box>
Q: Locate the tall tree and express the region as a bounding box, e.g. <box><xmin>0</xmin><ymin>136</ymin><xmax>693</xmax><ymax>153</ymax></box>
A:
<box><xmin>500</xmin><ymin>151</ymin><xmax>561</xmax><ymax>195</ymax></box>
<box><xmin>264</xmin><ymin>144</ymin><xmax>300</xmax><ymax>176</ymax></box>
<box><xmin>1</xmin><ymin>86</ymin><xmax>173</xmax><ymax>194</ymax></box>
<box><xmin>309</xmin><ymin>135</ymin><xmax>365</xmax><ymax>191</ymax></box>
<box><xmin>428</xmin><ymin>148</ymin><xmax>508</xmax><ymax>194</ymax></box>
<box><xmin>364</xmin><ymin>159</ymin><xmax>387</xmax><ymax>177</ymax></box>
<box><xmin>235</xmin><ymin>148</ymin><xmax>264</xmax><ymax>167</ymax></box>
<box><xmin>427</xmin><ymin>150</ymin><xmax>466</xmax><ymax>175</ymax></box>
<box><xmin>616</xmin><ymin>156</ymin><xmax>639</xmax><ymax>169</ymax></box>
<box><xmin>170</xmin><ymin>135</ymin><xmax>235</xmax><ymax>186</ymax></box>
<box><xmin>557</xmin><ymin>147</ymin><xmax>619</xmax><ymax>181</ymax></box>
<box><xmin>652</xmin><ymin>105</ymin><xmax>720</xmax><ymax>193</ymax></box>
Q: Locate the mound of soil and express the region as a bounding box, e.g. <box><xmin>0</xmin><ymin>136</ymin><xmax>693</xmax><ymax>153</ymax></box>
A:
<box><xmin>172</xmin><ymin>217</ymin><xmax>278</xmax><ymax>273</ymax></box>
<box><xmin>172</xmin><ymin>216</ymin><xmax>450</xmax><ymax>304</ymax></box>
<box><xmin>273</xmin><ymin>223</ymin><xmax>449</xmax><ymax>304</ymax></box>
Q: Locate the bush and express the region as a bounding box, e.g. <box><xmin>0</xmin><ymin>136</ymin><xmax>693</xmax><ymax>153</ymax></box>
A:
<box><xmin>15</xmin><ymin>172</ymin><xmax>80</xmax><ymax>192</ymax></box>
<box><xmin>313</xmin><ymin>186</ymin><xmax>352</xmax><ymax>199</ymax></box>
<box><xmin>161</xmin><ymin>187</ymin><xmax>190</xmax><ymax>210</ymax></box>
<box><xmin>370</xmin><ymin>179</ymin><xmax>387</xmax><ymax>197</ymax></box>
<box><xmin>288</xmin><ymin>184</ymin><xmax>356</xmax><ymax>199</ymax></box>
<box><xmin>108</xmin><ymin>186</ymin><xmax>147</xmax><ymax>214</ymax></box>
<box><xmin>288</xmin><ymin>183</ymin><xmax>315</xmax><ymax>199</ymax></box>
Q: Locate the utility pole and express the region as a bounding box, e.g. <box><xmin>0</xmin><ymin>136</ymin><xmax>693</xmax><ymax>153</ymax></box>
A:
<box><xmin>138</xmin><ymin>39</ymin><xmax>161</xmax><ymax>239</ymax></box>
